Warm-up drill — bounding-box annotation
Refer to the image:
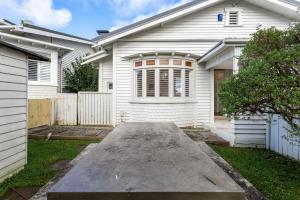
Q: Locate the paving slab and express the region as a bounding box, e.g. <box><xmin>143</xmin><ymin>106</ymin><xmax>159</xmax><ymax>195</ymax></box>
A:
<box><xmin>47</xmin><ymin>122</ymin><xmax>245</xmax><ymax>200</ymax></box>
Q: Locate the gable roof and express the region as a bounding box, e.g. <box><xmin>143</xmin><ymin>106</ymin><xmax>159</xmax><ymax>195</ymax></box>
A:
<box><xmin>93</xmin><ymin>0</ymin><xmax>300</xmax><ymax>47</ymax></box>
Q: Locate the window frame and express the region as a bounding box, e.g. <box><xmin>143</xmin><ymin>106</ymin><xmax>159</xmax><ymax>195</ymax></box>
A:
<box><xmin>131</xmin><ymin>56</ymin><xmax>195</xmax><ymax>102</ymax></box>
<box><xmin>28</xmin><ymin>59</ymin><xmax>52</xmax><ymax>85</ymax></box>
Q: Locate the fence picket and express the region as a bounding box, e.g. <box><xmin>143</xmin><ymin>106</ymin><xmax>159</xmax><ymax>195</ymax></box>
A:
<box><xmin>269</xmin><ymin>114</ymin><xmax>300</xmax><ymax>161</ymax></box>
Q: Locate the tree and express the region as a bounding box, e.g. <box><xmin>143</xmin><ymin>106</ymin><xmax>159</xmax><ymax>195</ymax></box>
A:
<box><xmin>63</xmin><ymin>58</ymin><xmax>98</xmax><ymax>93</ymax></box>
<box><xmin>219</xmin><ymin>24</ymin><xmax>300</xmax><ymax>133</ymax></box>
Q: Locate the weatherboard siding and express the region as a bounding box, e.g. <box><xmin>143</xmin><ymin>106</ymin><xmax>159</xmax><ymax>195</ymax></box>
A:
<box><xmin>124</xmin><ymin>0</ymin><xmax>292</xmax><ymax>41</ymax></box>
<box><xmin>234</xmin><ymin>119</ymin><xmax>267</xmax><ymax>147</ymax></box>
<box><xmin>98</xmin><ymin>55</ymin><xmax>113</xmax><ymax>93</ymax></box>
<box><xmin>28</xmin><ymin>85</ymin><xmax>58</xmax><ymax>99</ymax></box>
<box><xmin>53</xmin><ymin>38</ymin><xmax>94</xmax><ymax>91</ymax></box>
<box><xmin>114</xmin><ymin>41</ymin><xmax>216</xmax><ymax>127</ymax></box>
<box><xmin>0</xmin><ymin>45</ymin><xmax>27</xmax><ymax>183</ymax></box>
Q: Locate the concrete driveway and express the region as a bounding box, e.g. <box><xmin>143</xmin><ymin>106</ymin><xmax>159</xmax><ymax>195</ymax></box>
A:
<box><xmin>48</xmin><ymin>122</ymin><xmax>245</xmax><ymax>200</ymax></box>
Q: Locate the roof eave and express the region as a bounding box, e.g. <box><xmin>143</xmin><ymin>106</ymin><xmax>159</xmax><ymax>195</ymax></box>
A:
<box><xmin>0</xmin><ymin>32</ymin><xmax>74</xmax><ymax>52</ymax></box>
<box><xmin>198</xmin><ymin>38</ymin><xmax>249</xmax><ymax>63</ymax></box>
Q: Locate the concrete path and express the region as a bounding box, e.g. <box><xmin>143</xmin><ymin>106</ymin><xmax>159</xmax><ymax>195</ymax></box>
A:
<box><xmin>47</xmin><ymin>123</ymin><xmax>245</xmax><ymax>200</ymax></box>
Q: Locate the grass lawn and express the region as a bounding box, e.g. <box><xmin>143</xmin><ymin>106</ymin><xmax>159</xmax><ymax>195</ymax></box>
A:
<box><xmin>0</xmin><ymin>139</ymin><xmax>99</xmax><ymax>196</ymax></box>
<box><xmin>211</xmin><ymin>145</ymin><xmax>300</xmax><ymax>200</ymax></box>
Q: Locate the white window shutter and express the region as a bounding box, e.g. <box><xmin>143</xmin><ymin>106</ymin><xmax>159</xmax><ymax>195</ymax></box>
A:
<box><xmin>28</xmin><ymin>60</ymin><xmax>38</xmax><ymax>81</ymax></box>
<box><xmin>136</xmin><ymin>70</ymin><xmax>143</xmax><ymax>97</ymax></box>
<box><xmin>146</xmin><ymin>69</ymin><xmax>155</xmax><ymax>97</ymax></box>
<box><xmin>39</xmin><ymin>62</ymin><xmax>51</xmax><ymax>82</ymax></box>
<box><xmin>159</xmin><ymin>69</ymin><xmax>169</xmax><ymax>97</ymax></box>
<box><xmin>185</xmin><ymin>70</ymin><xmax>190</xmax><ymax>97</ymax></box>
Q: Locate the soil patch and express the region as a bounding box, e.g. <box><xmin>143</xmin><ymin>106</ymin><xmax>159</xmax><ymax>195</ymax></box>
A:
<box><xmin>28</xmin><ymin>125</ymin><xmax>112</xmax><ymax>141</ymax></box>
<box><xmin>0</xmin><ymin>187</ymin><xmax>40</xmax><ymax>200</ymax></box>
<box><xmin>51</xmin><ymin>160</ymin><xmax>70</xmax><ymax>171</ymax></box>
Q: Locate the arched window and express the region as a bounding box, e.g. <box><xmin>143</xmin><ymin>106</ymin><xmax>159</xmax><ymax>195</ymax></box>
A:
<box><xmin>133</xmin><ymin>57</ymin><xmax>194</xmax><ymax>99</ymax></box>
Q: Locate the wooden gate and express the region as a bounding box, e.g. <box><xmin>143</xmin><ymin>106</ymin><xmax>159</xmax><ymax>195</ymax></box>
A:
<box><xmin>78</xmin><ymin>92</ymin><xmax>112</xmax><ymax>125</ymax></box>
<box><xmin>56</xmin><ymin>93</ymin><xmax>78</xmax><ymax>125</ymax></box>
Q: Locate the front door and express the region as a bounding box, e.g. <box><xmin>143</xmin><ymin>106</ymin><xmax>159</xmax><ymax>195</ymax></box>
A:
<box><xmin>214</xmin><ymin>70</ymin><xmax>225</xmax><ymax>115</ymax></box>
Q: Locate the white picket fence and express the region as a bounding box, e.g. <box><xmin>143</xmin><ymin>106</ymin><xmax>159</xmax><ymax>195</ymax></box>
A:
<box><xmin>268</xmin><ymin>114</ymin><xmax>300</xmax><ymax>161</ymax></box>
<box><xmin>56</xmin><ymin>92</ymin><xmax>112</xmax><ymax>126</ymax></box>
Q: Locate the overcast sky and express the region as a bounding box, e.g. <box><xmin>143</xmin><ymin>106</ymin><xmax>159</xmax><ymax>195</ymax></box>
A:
<box><xmin>0</xmin><ymin>0</ymin><xmax>192</xmax><ymax>39</ymax></box>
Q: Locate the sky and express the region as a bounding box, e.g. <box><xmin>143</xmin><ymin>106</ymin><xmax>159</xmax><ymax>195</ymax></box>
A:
<box><xmin>0</xmin><ymin>0</ymin><xmax>192</xmax><ymax>39</ymax></box>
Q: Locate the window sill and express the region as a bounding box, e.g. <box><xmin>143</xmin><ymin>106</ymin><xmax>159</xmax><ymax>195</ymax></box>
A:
<box><xmin>28</xmin><ymin>81</ymin><xmax>57</xmax><ymax>87</ymax></box>
<box><xmin>129</xmin><ymin>98</ymin><xmax>197</xmax><ymax>104</ymax></box>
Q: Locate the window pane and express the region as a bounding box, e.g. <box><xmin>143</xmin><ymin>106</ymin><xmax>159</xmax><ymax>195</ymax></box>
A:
<box><xmin>135</xmin><ymin>61</ymin><xmax>143</xmax><ymax>67</ymax></box>
<box><xmin>174</xmin><ymin>69</ymin><xmax>182</xmax><ymax>97</ymax></box>
<box><xmin>136</xmin><ymin>70</ymin><xmax>143</xmax><ymax>97</ymax></box>
<box><xmin>159</xmin><ymin>59</ymin><xmax>169</xmax><ymax>65</ymax></box>
<box><xmin>173</xmin><ymin>59</ymin><xmax>182</xmax><ymax>66</ymax></box>
<box><xmin>28</xmin><ymin>60</ymin><xmax>38</xmax><ymax>81</ymax></box>
<box><xmin>160</xmin><ymin>69</ymin><xmax>169</xmax><ymax>97</ymax></box>
<box><xmin>146</xmin><ymin>70</ymin><xmax>155</xmax><ymax>97</ymax></box>
<box><xmin>185</xmin><ymin>70</ymin><xmax>190</xmax><ymax>97</ymax></box>
<box><xmin>146</xmin><ymin>60</ymin><xmax>155</xmax><ymax>66</ymax></box>
<box><xmin>185</xmin><ymin>61</ymin><xmax>192</xmax><ymax>67</ymax></box>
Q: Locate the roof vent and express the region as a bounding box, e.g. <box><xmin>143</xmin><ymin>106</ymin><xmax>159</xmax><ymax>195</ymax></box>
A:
<box><xmin>97</xmin><ymin>30</ymin><xmax>109</xmax><ymax>36</ymax></box>
<box><xmin>22</xmin><ymin>20</ymin><xmax>34</xmax><ymax>25</ymax></box>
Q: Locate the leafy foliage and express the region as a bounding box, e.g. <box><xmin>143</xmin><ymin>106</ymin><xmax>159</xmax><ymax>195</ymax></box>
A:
<box><xmin>219</xmin><ymin>25</ymin><xmax>300</xmax><ymax>132</ymax></box>
<box><xmin>64</xmin><ymin>58</ymin><xmax>98</xmax><ymax>92</ymax></box>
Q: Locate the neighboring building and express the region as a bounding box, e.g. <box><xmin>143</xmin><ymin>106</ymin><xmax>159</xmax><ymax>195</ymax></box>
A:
<box><xmin>83</xmin><ymin>0</ymin><xmax>300</xmax><ymax>147</ymax></box>
<box><xmin>0</xmin><ymin>40</ymin><xmax>48</xmax><ymax>183</ymax></box>
<box><xmin>0</xmin><ymin>20</ymin><xmax>95</xmax><ymax>98</ymax></box>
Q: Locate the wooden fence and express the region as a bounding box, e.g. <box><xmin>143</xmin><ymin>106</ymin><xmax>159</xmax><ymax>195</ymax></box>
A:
<box><xmin>268</xmin><ymin>115</ymin><xmax>300</xmax><ymax>161</ymax></box>
<box><xmin>55</xmin><ymin>92</ymin><xmax>112</xmax><ymax>126</ymax></box>
<box><xmin>28</xmin><ymin>99</ymin><xmax>52</xmax><ymax>129</ymax></box>
<box><xmin>56</xmin><ymin>93</ymin><xmax>77</xmax><ymax>125</ymax></box>
<box><xmin>78</xmin><ymin>92</ymin><xmax>112</xmax><ymax>125</ymax></box>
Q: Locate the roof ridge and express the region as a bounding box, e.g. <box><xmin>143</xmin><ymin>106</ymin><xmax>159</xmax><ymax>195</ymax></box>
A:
<box><xmin>22</xmin><ymin>23</ymin><xmax>93</xmax><ymax>42</ymax></box>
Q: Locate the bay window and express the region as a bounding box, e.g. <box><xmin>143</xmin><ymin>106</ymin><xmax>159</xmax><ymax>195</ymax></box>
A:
<box><xmin>133</xmin><ymin>57</ymin><xmax>194</xmax><ymax>99</ymax></box>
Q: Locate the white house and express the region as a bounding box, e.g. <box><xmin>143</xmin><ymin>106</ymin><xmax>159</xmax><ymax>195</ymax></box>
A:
<box><xmin>0</xmin><ymin>40</ymin><xmax>48</xmax><ymax>183</ymax></box>
<box><xmin>0</xmin><ymin>20</ymin><xmax>95</xmax><ymax>99</ymax></box>
<box><xmin>83</xmin><ymin>0</ymin><xmax>300</xmax><ymax>147</ymax></box>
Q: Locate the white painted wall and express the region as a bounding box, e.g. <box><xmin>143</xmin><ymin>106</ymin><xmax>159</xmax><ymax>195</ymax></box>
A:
<box><xmin>0</xmin><ymin>45</ymin><xmax>27</xmax><ymax>183</ymax></box>
<box><xmin>124</xmin><ymin>0</ymin><xmax>292</xmax><ymax>41</ymax></box>
<box><xmin>53</xmin><ymin>38</ymin><xmax>94</xmax><ymax>92</ymax></box>
<box><xmin>114</xmin><ymin>41</ymin><xmax>215</xmax><ymax>127</ymax></box>
<box><xmin>98</xmin><ymin>55</ymin><xmax>113</xmax><ymax>93</ymax></box>
<box><xmin>101</xmin><ymin>0</ymin><xmax>295</xmax><ymax>128</ymax></box>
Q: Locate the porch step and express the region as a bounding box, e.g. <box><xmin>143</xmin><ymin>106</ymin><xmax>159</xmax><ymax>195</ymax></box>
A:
<box><xmin>184</xmin><ymin>129</ymin><xmax>230</xmax><ymax>146</ymax></box>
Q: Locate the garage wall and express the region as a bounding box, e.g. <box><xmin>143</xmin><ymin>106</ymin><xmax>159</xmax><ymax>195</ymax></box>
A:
<box><xmin>0</xmin><ymin>45</ymin><xmax>27</xmax><ymax>183</ymax></box>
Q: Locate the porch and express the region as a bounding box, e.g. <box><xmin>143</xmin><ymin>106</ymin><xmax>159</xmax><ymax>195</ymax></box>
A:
<box><xmin>199</xmin><ymin>38</ymin><xmax>267</xmax><ymax>147</ymax></box>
